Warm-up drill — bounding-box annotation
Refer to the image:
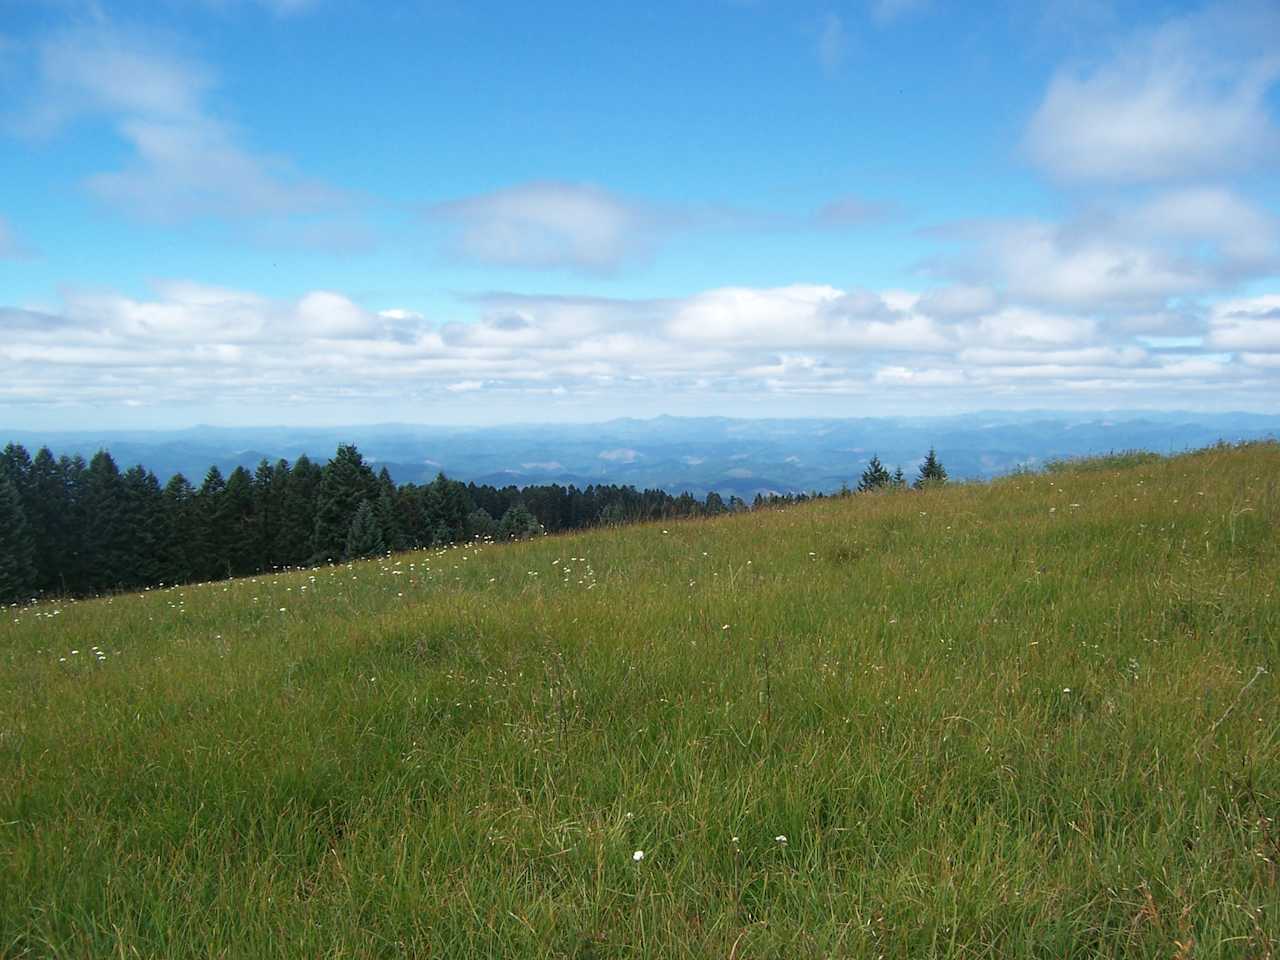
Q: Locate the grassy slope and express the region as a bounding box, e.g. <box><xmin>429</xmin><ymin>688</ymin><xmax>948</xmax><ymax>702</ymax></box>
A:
<box><xmin>2</xmin><ymin>444</ymin><xmax>1278</xmax><ymax>959</ymax></box>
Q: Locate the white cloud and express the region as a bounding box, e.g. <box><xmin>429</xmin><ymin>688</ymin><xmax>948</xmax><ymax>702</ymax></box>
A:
<box><xmin>666</xmin><ymin>285</ymin><xmax>950</xmax><ymax>351</ymax></box>
<box><xmin>940</xmin><ymin>188</ymin><xmax>1278</xmax><ymax>312</ymax></box>
<box><xmin>873</xmin><ymin>366</ymin><xmax>965</xmax><ymax>386</ymax></box>
<box><xmin>1130</xmin><ymin>187</ymin><xmax>1277</xmax><ymax>268</ymax></box>
<box><xmin>3</xmin><ymin>278</ymin><xmax>1277</xmax><ymax>418</ymax></box>
<box><xmin>818</xmin><ymin>15</ymin><xmax>847</xmax><ymax>74</ymax></box>
<box><xmin>427</xmin><ymin>181</ymin><xmax>662</xmax><ymax>272</ymax></box>
<box><xmin>598</xmin><ymin>448</ymin><xmax>640</xmax><ymax>463</ymax></box>
<box><xmin>1025</xmin><ymin>8</ymin><xmax>1280</xmax><ymax>181</ymax></box>
<box><xmin>1208</xmin><ymin>295</ymin><xmax>1280</xmax><ymax>350</ymax></box>
<box><xmin>812</xmin><ymin>195</ymin><xmax>894</xmax><ymax>228</ymax></box>
<box><xmin>0</xmin><ymin>216</ymin><xmax>31</xmax><ymax>258</ymax></box>
<box><xmin>870</xmin><ymin>0</ymin><xmax>928</xmax><ymax>25</ymax></box>
<box><xmin>973</xmin><ymin>307</ymin><xmax>1096</xmax><ymax>346</ymax></box>
<box><xmin>916</xmin><ymin>285</ymin><xmax>997</xmax><ymax>318</ymax></box>
<box><xmin>14</xmin><ymin>24</ymin><xmax>350</xmax><ymax>229</ymax></box>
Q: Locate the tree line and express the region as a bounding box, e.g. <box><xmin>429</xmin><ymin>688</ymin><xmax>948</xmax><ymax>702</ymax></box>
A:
<box><xmin>0</xmin><ymin>441</ymin><xmax>945</xmax><ymax>603</ymax></box>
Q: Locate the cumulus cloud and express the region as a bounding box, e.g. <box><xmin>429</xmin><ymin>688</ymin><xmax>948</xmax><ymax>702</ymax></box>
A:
<box><xmin>1207</xmin><ymin>295</ymin><xmax>1280</xmax><ymax>351</ymax></box>
<box><xmin>0</xmin><ymin>216</ymin><xmax>32</xmax><ymax>259</ymax></box>
<box><xmin>935</xmin><ymin>189</ymin><xmax>1278</xmax><ymax>312</ymax></box>
<box><xmin>870</xmin><ymin>0</ymin><xmax>929</xmax><ymax>24</ymax></box>
<box><xmin>12</xmin><ymin>23</ymin><xmax>351</xmax><ymax>230</ymax></box>
<box><xmin>666</xmin><ymin>285</ymin><xmax>950</xmax><ymax>351</ymax></box>
<box><xmin>6</xmin><ymin>275</ymin><xmax>1274</xmax><ymax>419</ymax></box>
<box><xmin>817</xmin><ymin>15</ymin><xmax>847</xmax><ymax>74</ymax></box>
<box><xmin>598</xmin><ymin>448</ymin><xmax>640</xmax><ymax>463</ymax></box>
<box><xmin>812</xmin><ymin>195</ymin><xmax>894</xmax><ymax>229</ymax></box>
<box><xmin>426</xmin><ymin>181</ymin><xmax>667</xmax><ymax>273</ymax></box>
<box><xmin>1025</xmin><ymin>6</ymin><xmax>1280</xmax><ymax>181</ymax></box>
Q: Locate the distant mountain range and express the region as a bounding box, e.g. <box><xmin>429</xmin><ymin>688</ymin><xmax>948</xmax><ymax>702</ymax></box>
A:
<box><xmin>5</xmin><ymin>412</ymin><xmax>1278</xmax><ymax>499</ymax></box>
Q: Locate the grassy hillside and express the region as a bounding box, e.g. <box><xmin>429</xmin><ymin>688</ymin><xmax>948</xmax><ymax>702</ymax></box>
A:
<box><xmin>2</xmin><ymin>443</ymin><xmax>1278</xmax><ymax>958</ymax></box>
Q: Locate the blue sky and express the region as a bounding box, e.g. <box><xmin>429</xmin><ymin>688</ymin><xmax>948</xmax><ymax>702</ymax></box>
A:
<box><xmin>1</xmin><ymin>0</ymin><xmax>1278</xmax><ymax>427</ymax></box>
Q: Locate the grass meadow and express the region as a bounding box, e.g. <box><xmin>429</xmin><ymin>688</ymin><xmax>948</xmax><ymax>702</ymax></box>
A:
<box><xmin>2</xmin><ymin>443</ymin><xmax>1278</xmax><ymax>958</ymax></box>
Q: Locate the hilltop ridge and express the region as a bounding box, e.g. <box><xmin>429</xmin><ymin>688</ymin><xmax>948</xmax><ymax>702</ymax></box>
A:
<box><xmin>2</xmin><ymin>443</ymin><xmax>1278</xmax><ymax>957</ymax></box>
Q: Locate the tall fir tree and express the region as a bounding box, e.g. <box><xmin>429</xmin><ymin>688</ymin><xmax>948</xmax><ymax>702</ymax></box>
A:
<box><xmin>914</xmin><ymin>447</ymin><xmax>948</xmax><ymax>489</ymax></box>
<box><xmin>161</xmin><ymin>473</ymin><xmax>199</xmax><ymax>584</ymax></box>
<box><xmin>312</xmin><ymin>445</ymin><xmax>377</xmax><ymax>562</ymax></box>
<box><xmin>197</xmin><ymin>466</ymin><xmax>232</xmax><ymax>581</ymax></box>
<box><xmin>276</xmin><ymin>455</ymin><xmax>322</xmax><ymax>566</ymax></box>
<box><xmin>82</xmin><ymin>451</ymin><xmax>130</xmax><ymax>592</ymax></box>
<box><xmin>0</xmin><ymin>474</ymin><xmax>36</xmax><ymax>603</ymax></box>
<box><xmin>0</xmin><ymin>444</ymin><xmax>32</xmax><ymax>504</ymax></box>
<box><xmin>251</xmin><ymin>458</ymin><xmax>287</xmax><ymax>571</ymax></box>
<box><xmin>120</xmin><ymin>466</ymin><xmax>165</xmax><ymax>588</ymax></box>
<box><xmin>375</xmin><ymin>467</ymin><xmax>405</xmax><ymax>551</ymax></box>
<box><xmin>59</xmin><ymin>455</ymin><xmax>90</xmax><ymax>594</ymax></box>
<box><xmin>344</xmin><ymin>500</ymin><xmax>386</xmax><ymax>559</ymax></box>
<box><xmin>857</xmin><ymin>455</ymin><xmax>892</xmax><ymax>492</ymax></box>
<box><xmin>26</xmin><ymin>448</ymin><xmax>70</xmax><ymax>593</ymax></box>
<box><xmin>497</xmin><ymin>503</ymin><xmax>543</xmax><ymax>540</ymax></box>
<box><xmin>222</xmin><ymin>466</ymin><xmax>258</xmax><ymax>577</ymax></box>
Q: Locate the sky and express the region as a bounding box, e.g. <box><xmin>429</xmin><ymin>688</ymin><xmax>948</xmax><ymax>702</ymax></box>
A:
<box><xmin>1</xmin><ymin>0</ymin><xmax>1279</xmax><ymax>429</ymax></box>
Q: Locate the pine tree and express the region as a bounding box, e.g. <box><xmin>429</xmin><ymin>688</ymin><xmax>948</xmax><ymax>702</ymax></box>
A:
<box><xmin>276</xmin><ymin>455</ymin><xmax>322</xmax><ymax>566</ymax></box>
<box><xmin>891</xmin><ymin>466</ymin><xmax>907</xmax><ymax>488</ymax></box>
<box><xmin>465</xmin><ymin>507</ymin><xmax>497</xmax><ymax>540</ymax></box>
<box><xmin>252</xmin><ymin>458</ymin><xmax>287</xmax><ymax>571</ymax></box>
<box><xmin>913</xmin><ymin>447</ymin><xmax>948</xmax><ymax>489</ymax></box>
<box><xmin>197</xmin><ymin>466</ymin><xmax>232</xmax><ymax>581</ymax></box>
<box><xmin>0</xmin><ymin>474</ymin><xmax>36</xmax><ymax>603</ymax></box>
<box><xmin>82</xmin><ymin>451</ymin><xmax>129</xmax><ymax>592</ymax></box>
<box><xmin>345</xmin><ymin>500</ymin><xmax>386</xmax><ymax>559</ymax></box>
<box><xmin>59</xmin><ymin>455</ymin><xmax>90</xmax><ymax>594</ymax></box>
<box><xmin>497</xmin><ymin>503</ymin><xmax>543</xmax><ymax>540</ymax></box>
<box><xmin>161</xmin><ymin>473</ymin><xmax>199</xmax><ymax>584</ymax></box>
<box><xmin>857</xmin><ymin>455</ymin><xmax>892</xmax><ymax>492</ymax></box>
<box><xmin>120</xmin><ymin>465</ymin><xmax>165</xmax><ymax>588</ymax></box>
<box><xmin>374</xmin><ymin>468</ymin><xmax>404</xmax><ymax>551</ymax></box>
<box><xmin>312</xmin><ymin>445</ymin><xmax>378</xmax><ymax>563</ymax></box>
<box><xmin>25</xmin><ymin>448</ymin><xmax>68</xmax><ymax>593</ymax></box>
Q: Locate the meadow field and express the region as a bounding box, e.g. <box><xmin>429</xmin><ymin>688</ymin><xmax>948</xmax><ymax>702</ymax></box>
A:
<box><xmin>2</xmin><ymin>443</ymin><xmax>1278</xmax><ymax>958</ymax></box>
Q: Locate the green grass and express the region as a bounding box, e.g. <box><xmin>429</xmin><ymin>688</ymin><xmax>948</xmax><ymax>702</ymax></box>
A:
<box><xmin>2</xmin><ymin>442</ymin><xmax>1278</xmax><ymax>958</ymax></box>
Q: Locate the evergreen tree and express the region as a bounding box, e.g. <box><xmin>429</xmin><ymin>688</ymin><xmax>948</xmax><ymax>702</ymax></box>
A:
<box><xmin>913</xmin><ymin>447</ymin><xmax>948</xmax><ymax>489</ymax></box>
<box><xmin>0</xmin><ymin>474</ymin><xmax>36</xmax><ymax>603</ymax></box>
<box><xmin>374</xmin><ymin>468</ymin><xmax>405</xmax><ymax>550</ymax></box>
<box><xmin>82</xmin><ymin>451</ymin><xmax>129</xmax><ymax>592</ymax></box>
<box><xmin>276</xmin><ymin>455</ymin><xmax>322</xmax><ymax>566</ymax></box>
<box><xmin>423</xmin><ymin>472</ymin><xmax>470</xmax><ymax>543</ymax></box>
<box><xmin>0</xmin><ymin>444</ymin><xmax>32</xmax><ymax>501</ymax></box>
<box><xmin>120</xmin><ymin>466</ymin><xmax>165</xmax><ymax>588</ymax></box>
<box><xmin>161</xmin><ymin>473</ymin><xmax>199</xmax><ymax>584</ymax></box>
<box><xmin>197</xmin><ymin>466</ymin><xmax>232</xmax><ymax>581</ymax></box>
<box><xmin>497</xmin><ymin>503</ymin><xmax>543</xmax><ymax>540</ymax></box>
<box><xmin>704</xmin><ymin>491</ymin><xmax>727</xmax><ymax>515</ymax></box>
<box><xmin>221</xmin><ymin>466</ymin><xmax>258</xmax><ymax>577</ymax></box>
<box><xmin>465</xmin><ymin>507</ymin><xmax>497</xmax><ymax>540</ymax></box>
<box><xmin>891</xmin><ymin>466</ymin><xmax>907</xmax><ymax>488</ymax></box>
<box><xmin>312</xmin><ymin>445</ymin><xmax>377</xmax><ymax>562</ymax></box>
<box><xmin>345</xmin><ymin>500</ymin><xmax>386</xmax><ymax>559</ymax></box>
<box><xmin>252</xmin><ymin>458</ymin><xmax>288</xmax><ymax>570</ymax></box>
<box><xmin>26</xmin><ymin>448</ymin><xmax>69</xmax><ymax>593</ymax></box>
<box><xmin>857</xmin><ymin>455</ymin><xmax>892</xmax><ymax>492</ymax></box>
<box><xmin>59</xmin><ymin>455</ymin><xmax>90</xmax><ymax>594</ymax></box>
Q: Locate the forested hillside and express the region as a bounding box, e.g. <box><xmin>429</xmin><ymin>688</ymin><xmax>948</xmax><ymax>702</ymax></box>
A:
<box><xmin>2</xmin><ymin>442</ymin><xmax>1276</xmax><ymax>957</ymax></box>
<box><xmin>0</xmin><ymin>441</ymin><xmax>830</xmax><ymax>602</ymax></box>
